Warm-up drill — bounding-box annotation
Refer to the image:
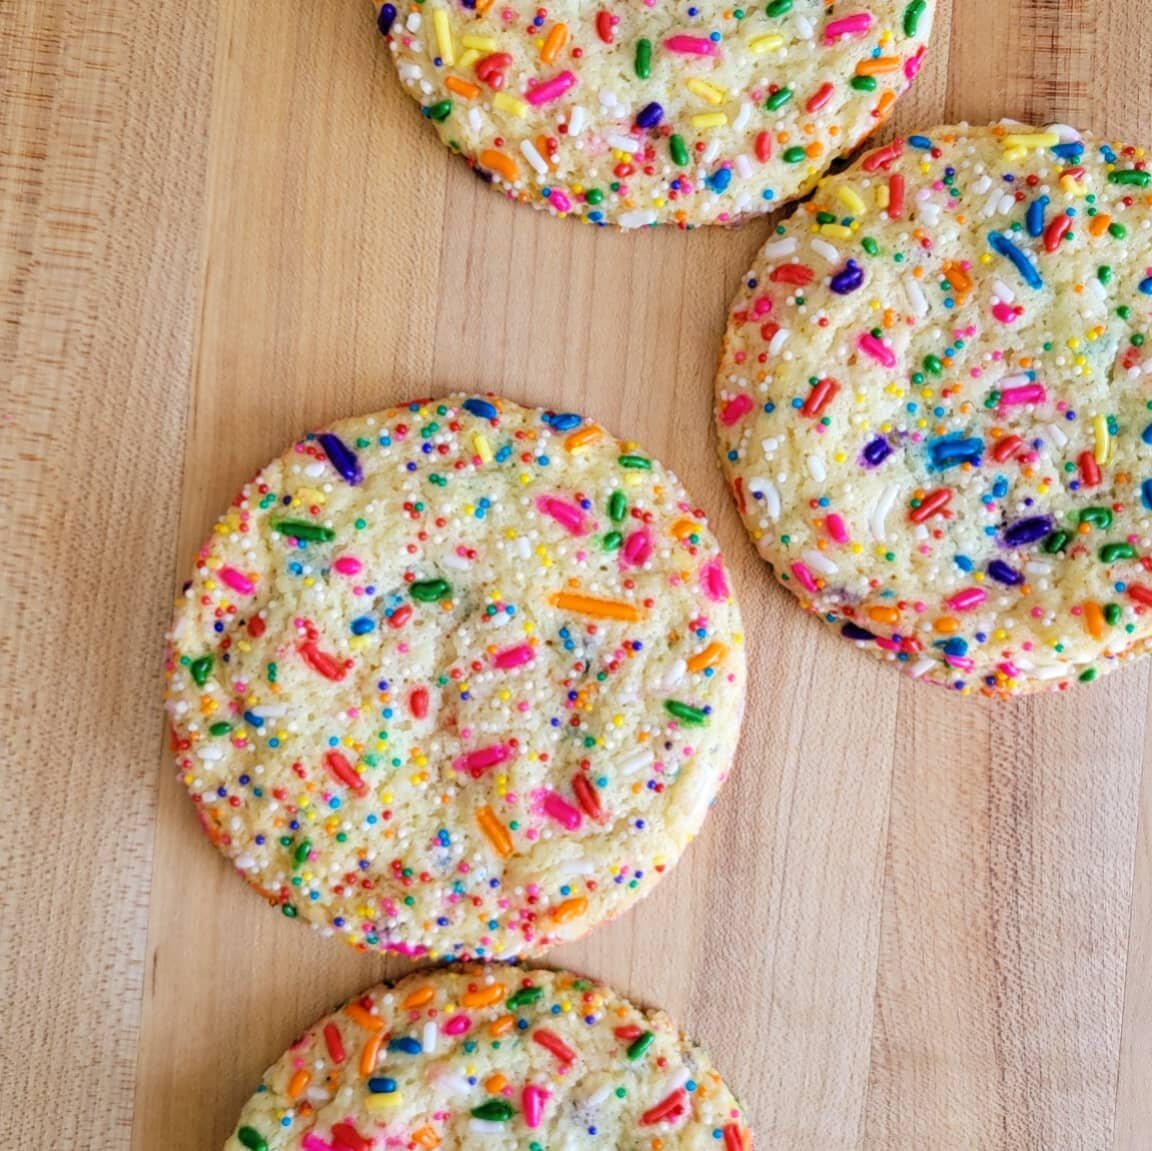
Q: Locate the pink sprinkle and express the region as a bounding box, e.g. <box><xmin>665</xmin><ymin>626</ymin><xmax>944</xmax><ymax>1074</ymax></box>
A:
<box><xmin>526</xmin><ymin>70</ymin><xmax>577</xmax><ymax>105</ymax></box>
<box><xmin>493</xmin><ymin>643</ymin><xmax>535</xmax><ymax>670</ymax></box>
<box><xmin>999</xmin><ymin>383</ymin><xmax>1046</xmax><ymax>407</ymax></box>
<box><xmin>992</xmin><ymin>301</ymin><xmax>1020</xmax><ymax>324</ymax></box>
<box><xmin>826</xmin><ymin>513</ymin><xmax>850</xmax><ymax>543</ymax></box>
<box><xmin>537</xmin><ymin>495</ymin><xmax>590</xmax><ymax>535</ymax></box>
<box><xmin>946</xmin><ymin>587</ymin><xmax>987</xmax><ymax>612</ymax></box>
<box><xmin>701</xmin><ymin>558</ymin><xmax>729</xmax><ymax>602</ymax></box>
<box><xmin>790</xmin><ymin>561</ymin><xmax>817</xmax><ymax>593</ymax></box>
<box><xmin>453</xmin><ymin>744</ymin><xmax>513</xmax><ymax>777</ymax></box>
<box><xmin>541</xmin><ymin>790</ymin><xmax>583</xmax><ymax>831</ymax></box>
<box><xmin>621</xmin><ymin>528</ymin><xmax>653</xmax><ymax>568</ymax></box>
<box><xmin>905</xmin><ymin>44</ymin><xmax>926</xmax><ymax>80</ymax></box>
<box><xmin>523</xmin><ymin>1085</ymin><xmax>550</xmax><ymax>1129</ymax></box>
<box><xmin>303</xmin><ymin>1136</ymin><xmax>336</xmax><ymax>1151</ymax></box>
<box><xmin>549</xmin><ymin>189</ymin><xmax>572</xmax><ymax>212</ymax></box>
<box><xmin>998</xmin><ymin>661</ymin><xmax>1021</xmax><ymax>678</ymax></box>
<box><xmin>664</xmin><ymin>33</ymin><xmax>719</xmax><ymax>55</ymax></box>
<box><xmin>720</xmin><ymin>394</ymin><xmax>754</xmax><ymax>426</ymax></box>
<box><xmin>875</xmin><ymin>636</ymin><xmax>901</xmax><ymax>652</ymax></box>
<box><xmin>858</xmin><ymin>332</ymin><xmax>896</xmax><ymax>368</ymax></box>
<box><xmin>443</xmin><ymin>1014</ymin><xmax>472</xmax><ymax>1036</ymax></box>
<box><xmin>333</xmin><ymin>555</ymin><xmax>363</xmax><ymax>575</ymax></box>
<box><xmin>945</xmin><ymin>654</ymin><xmax>975</xmax><ymax>672</ymax></box>
<box><xmin>218</xmin><ymin>566</ymin><xmax>254</xmax><ymax>595</ymax></box>
<box><xmin>824</xmin><ymin>12</ymin><xmax>873</xmax><ymax>42</ymax></box>
<box><xmin>753</xmin><ymin>295</ymin><xmax>773</xmax><ymax>316</ymax></box>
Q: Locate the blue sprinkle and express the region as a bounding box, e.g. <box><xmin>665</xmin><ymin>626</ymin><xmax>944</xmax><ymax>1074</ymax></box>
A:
<box><xmin>928</xmin><ymin>433</ymin><xmax>984</xmax><ymax>471</ymax></box>
<box><xmin>987</xmin><ymin>559</ymin><xmax>1024</xmax><ymax>585</ymax></box>
<box><xmin>909</xmin><ymin>134</ymin><xmax>933</xmax><ymax>149</ymax></box>
<box><xmin>862</xmin><ymin>436</ymin><xmax>893</xmax><ymax>467</ymax></box>
<box><xmin>988</xmin><ymin>231</ymin><xmax>1043</xmax><ymax>290</ymax></box>
<box><xmin>389</xmin><ymin>1037</ymin><xmax>422</xmax><ymax>1055</ymax></box>
<box><xmin>1051</xmin><ymin>141</ymin><xmax>1084</xmax><ymax>161</ymax></box>
<box><xmin>829</xmin><ymin>259</ymin><xmax>865</xmax><ymax>295</ymax></box>
<box><xmin>463</xmin><ymin>397</ymin><xmax>498</xmax><ymax>420</ymax></box>
<box><xmin>635</xmin><ymin>101</ymin><xmax>664</xmax><ymax>130</ymax></box>
<box><xmin>368</xmin><ymin>1077</ymin><xmax>398</xmax><ymax>1094</ymax></box>
<box><xmin>350</xmin><ymin>616</ymin><xmax>376</xmax><ymax>635</ymax></box>
<box><xmin>544</xmin><ymin>411</ymin><xmax>583</xmax><ymax>431</ymax></box>
<box><xmin>707</xmin><ymin>167</ymin><xmax>733</xmax><ymax>193</ymax></box>
<box><xmin>1025</xmin><ymin>195</ymin><xmax>1049</xmax><ymax>238</ymax></box>
<box><xmin>1140</xmin><ymin>277</ymin><xmax>1152</xmax><ymax>296</ymax></box>
<box><xmin>377</xmin><ymin>2</ymin><xmax>397</xmax><ymax>35</ymax></box>
<box><xmin>1143</xmin><ymin>479</ymin><xmax>1152</xmax><ymax>510</ymax></box>
<box><xmin>243</xmin><ymin>711</ymin><xmax>264</xmax><ymax>728</ymax></box>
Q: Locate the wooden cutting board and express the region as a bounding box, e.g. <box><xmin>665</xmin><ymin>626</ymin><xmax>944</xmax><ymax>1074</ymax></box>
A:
<box><xmin>5</xmin><ymin>1</ymin><xmax>1152</xmax><ymax>1147</ymax></box>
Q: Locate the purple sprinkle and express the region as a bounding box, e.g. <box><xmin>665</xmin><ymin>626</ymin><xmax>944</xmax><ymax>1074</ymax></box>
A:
<box><xmin>378</xmin><ymin>3</ymin><xmax>397</xmax><ymax>34</ymax></box>
<box><xmin>987</xmin><ymin>559</ymin><xmax>1024</xmax><ymax>585</ymax></box>
<box><xmin>318</xmin><ymin>432</ymin><xmax>363</xmax><ymax>486</ymax></box>
<box><xmin>830</xmin><ymin>259</ymin><xmax>864</xmax><ymax>295</ymax></box>
<box><xmin>635</xmin><ymin>102</ymin><xmax>664</xmax><ymax>130</ymax></box>
<box><xmin>1001</xmin><ymin>515</ymin><xmax>1052</xmax><ymax>547</ymax></box>
<box><xmin>841</xmin><ymin>622</ymin><xmax>875</xmax><ymax>642</ymax></box>
<box><xmin>862</xmin><ymin>436</ymin><xmax>893</xmax><ymax>467</ymax></box>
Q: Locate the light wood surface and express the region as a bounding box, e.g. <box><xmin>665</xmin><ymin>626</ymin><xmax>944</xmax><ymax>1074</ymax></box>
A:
<box><xmin>5</xmin><ymin>2</ymin><xmax>1152</xmax><ymax>1148</ymax></box>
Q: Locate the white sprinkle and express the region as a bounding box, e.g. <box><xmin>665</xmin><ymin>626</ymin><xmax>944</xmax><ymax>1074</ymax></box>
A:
<box><xmin>618</xmin><ymin>209</ymin><xmax>658</xmax><ymax>229</ymax></box>
<box><xmin>991</xmin><ymin>278</ymin><xmax>1015</xmax><ymax>304</ymax></box>
<box><xmin>811</xmin><ymin>238</ymin><xmax>839</xmax><ymax>264</ymax></box>
<box><xmin>748</xmin><ymin>476</ymin><xmax>781</xmax><ymax>519</ymax></box>
<box><xmin>869</xmin><ymin>483</ymin><xmax>900</xmax><ymax>541</ymax></box>
<box><xmin>249</xmin><ymin>704</ymin><xmax>287</xmax><ymax>719</ymax></box>
<box><xmin>735</xmin><ymin>154</ymin><xmax>753</xmax><ymax>179</ymax></box>
<box><xmin>606</xmin><ymin>132</ymin><xmax>642</xmax><ymax>154</ymax></box>
<box><xmin>1047</xmin><ymin>422</ymin><xmax>1069</xmax><ymax>448</ymax></box>
<box><xmin>806</xmin><ymin>454</ymin><xmax>826</xmax><ymax>482</ymax></box>
<box><xmin>304</xmin><ymin>462</ymin><xmax>326</xmax><ymax>478</ymax></box>
<box><xmin>981</xmin><ymin>188</ymin><xmax>1003</xmax><ymax>219</ymax></box>
<box><xmin>760</xmin><ymin>238</ymin><xmax>797</xmax><ymax>260</ymax></box>
<box><xmin>520</xmin><ymin>139</ymin><xmax>549</xmax><ymax>175</ymax></box>
<box><xmin>197</xmin><ymin>745</ymin><xmax>224</xmax><ymax>761</ymax></box>
<box><xmin>618</xmin><ymin>748</ymin><xmax>655</xmax><ymax>775</ymax></box>
<box><xmin>405</xmin><ymin>12</ymin><xmax>421</xmax><ymax>31</ymax></box>
<box><xmin>795</xmin><ymin>13</ymin><xmax>815</xmax><ymax>37</ymax></box>
<box><xmin>423</xmin><ymin>1021</ymin><xmax>439</xmax><ymax>1056</ymax></box>
<box><xmin>919</xmin><ymin>201</ymin><xmax>941</xmax><ymax>226</ymax></box>
<box><xmin>904</xmin><ymin>277</ymin><xmax>929</xmax><ymax>317</ymax></box>
<box><xmin>768</xmin><ymin>327</ymin><xmax>791</xmax><ymax>356</ymax></box>
<box><xmin>567</xmin><ymin>105</ymin><xmax>586</xmax><ymax>136</ymax></box>
<box><xmin>1025</xmin><ymin>561</ymin><xmax>1053</xmax><ymax>575</ymax></box>
<box><xmin>733</xmin><ymin>101</ymin><xmax>752</xmax><ymax>131</ymax></box>
<box><xmin>972</xmin><ymin>174</ymin><xmax>992</xmax><ymax>194</ymax></box>
<box><xmin>802</xmin><ymin>549</ymin><xmax>838</xmax><ymax>575</ymax></box>
<box><xmin>660</xmin><ymin>658</ymin><xmax>687</xmax><ymax>689</ymax></box>
<box><xmin>1047</xmin><ymin>122</ymin><xmax>1082</xmax><ymax>142</ymax></box>
<box><xmin>909</xmin><ymin>658</ymin><xmax>937</xmax><ymax>679</ymax></box>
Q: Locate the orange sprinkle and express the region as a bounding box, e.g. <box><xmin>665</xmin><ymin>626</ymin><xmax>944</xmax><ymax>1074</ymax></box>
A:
<box><xmin>486</xmin><ymin>1074</ymin><xmax>509</xmax><ymax>1094</ymax></box>
<box><xmin>874</xmin><ymin>90</ymin><xmax>896</xmax><ymax>118</ymax></box>
<box><xmin>462</xmin><ymin>984</ymin><xmax>506</xmax><ymax>1009</ymax></box>
<box><xmin>360</xmin><ymin>1032</ymin><xmax>383</xmax><ymax>1077</ymax></box>
<box><xmin>934</xmin><ymin>617</ymin><xmax>960</xmax><ymax>634</ymax></box>
<box><xmin>345</xmin><ymin>1004</ymin><xmax>384</xmax><ymax>1032</ymax></box>
<box><xmin>413</xmin><ymin>1128</ymin><xmax>441</xmax><ymax>1150</ymax></box>
<box><xmin>1089</xmin><ymin>214</ymin><xmax>1112</xmax><ymax>237</ymax></box>
<box><xmin>287</xmin><ymin>1069</ymin><xmax>311</xmax><ymax>1100</ymax></box>
<box><xmin>489</xmin><ymin>1014</ymin><xmax>516</xmax><ymax>1037</ymax></box>
<box><xmin>444</xmin><ymin>76</ymin><xmax>481</xmax><ymax>100</ymax></box>
<box><xmin>549</xmin><ymin>591</ymin><xmax>645</xmax><ymax>622</ymax></box>
<box><xmin>855</xmin><ymin>55</ymin><xmax>901</xmax><ymax>75</ymax></box>
<box><xmin>868</xmin><ymin>606</ymin><xmax>900</xmax><ymax>625</ymax></box>
<box><xmin>477</xmin><ymin>805</ymin><xmax>514</xmax><ymax>858</ymax></box>
<box><xmin>1084</xmin><ymin>601</ymin><xmax>1105</xmax><ymax>640</ymax></box>
<box><xmin>479</xmin><ymin>149</ymin><xmax>519</xmax><ymax>182</ymax></box>
<box><xmin>670</xmin><ymin>518</ymin><xmax>700</xmax><ymax>539</ymax></box>
<box><xmin>550</xmin><ymin>896</ymin><xmax>588</xmax><ymax>924</ymax></box>
<box><xmin>540</xmin><ymin>22</ymin><xmax>568</xmax><ymax>63</ymax></box>
<box><xmin>402</xmin><ymin>986</ymin><xmax>436</xmax><ymax>1010</ymax></box>
<box><xmin>943</xmin><ymin>261</ymin><xmax>973</xmax><ymax>296</ymax></box>
<box><xmin>564</xmin><ymin>425</ymin><xmax>603</xmax><ymax>451</ymax></box>
<box><xmin>687</xmin><ymin>642</ymin><xmax>729</xmax><ymax>672</ymax></box>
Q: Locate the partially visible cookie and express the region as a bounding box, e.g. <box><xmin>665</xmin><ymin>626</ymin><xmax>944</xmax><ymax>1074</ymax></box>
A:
<box><xmin>717</xmin><ymin>123</ymin><xmax>1152</xmax><ymax>696</ymax></box>
<box><xmin>166</xmin><ymin>395</ymin><xmax>745</xmax><ymax>957</ymax></box>
<box><xmin>372</xmin><ymin>0</ymin><xmax>934</xmax><ymax>228</ymax></box>
<box><xmin>224</xmin><ymin>965</ymin><xmax>752</xmax><ymax>1151</ymax></box>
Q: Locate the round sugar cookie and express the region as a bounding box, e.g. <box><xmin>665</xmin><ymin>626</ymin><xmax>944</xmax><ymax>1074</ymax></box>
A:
<box><xmin>717</xmin><ymin>123</ymin><xmax>1152</xmax><ymax>696</ymax></box>
<box><xmin>224</xmin><ymin>964</ymin><xmax>753</xmax><ymax>1151</ymax></box>
<box><xmin>372</xmin><ymin>0</ymin><xmax>934</xmax><ymax>228</ymax></box>
<box><xmin>166</xmin><ymin>395</ymin><xmax>745</xmax><ymax>957</ymax></box>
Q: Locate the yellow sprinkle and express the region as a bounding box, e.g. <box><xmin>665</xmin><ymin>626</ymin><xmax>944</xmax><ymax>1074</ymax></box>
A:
<box><xmin>492</xmin><ymin>91</ymin><xmax>529</xmax><ymax>118</ymax></box>
<box><xmin>820</xmin><ymin>223</ymin><xmax>852</xmax><ymax>239</ymax></box>
<box><xmin>457</xmin><ymin>48</ymin><xmax>480</xmax><ymax>69</ymax></box>
<box><xmin>1002</xmin><ymin>132</ymin><xmax>1061</xmax><ymax>150</ymax></box>
<box><xmin>1094</xmin><ymin>414</ymin><xmax>1110</xmax><ymax>465</ymax></box>
<box><xmin>875</xmin><ymin>185</ymin><xmax>890</xmax><ymax>209</ymax></box>
<box><xmin>367</xmin><ymin>1094</ymin><xmax>403</xmax><ymax>1113</ymax></box>
<box><xmin>837</xmin><ymin>184</ymin><xmax>867</xmax><ymax>215</ymax></box>
<box><xmin>685</xmin><ymin>77</ymin><xmax>727</xmax><ymax>105</ymax></box>
<box><xmin>691</xmin><ymin>112</ymin><xmax>728</xmax><ymax>130</ymax></box>
<box><xmin>461</xmin><ymin>34</ymin><xmax>497</xmax><ymax>50</ymax></box>
<box><xmin>473</xmin><ymin>432</ymin><xmax>494</xmax><ymax>463</ymax></box>
<box><xmin>431</xmin><ymin>8</ymin><xmax>455</xmax><ymax>66</ymax></box>
<box><xmin>748</xmin><ymin>32</ymin><xmax>784</xmax><ymax>52</ymax></box>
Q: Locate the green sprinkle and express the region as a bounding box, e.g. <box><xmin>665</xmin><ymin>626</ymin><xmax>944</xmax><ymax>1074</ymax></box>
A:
<box><xmin>903</xmin><ymin>0</ymin><xmax>927</xmax><ymax>35</ymax></box>
<box><xmin>281</xmin><ymin>903</ymin><xmax>298</xmax><ymax>918</ymax></box>
<box><xmin>664</xmin><ymin>700</ymin><xmax>708</xmax><ymax>726</ymax></box>
<box><xmin>506</xmin><ymin>986</ymin><xmax>544</xmax><ymax>1009</ymax></box>
<box><xmin>603</xmin><ymin>530</ymin><xmax>623</xmax><ymax>551</ymax></box>
<box><xmin>1079</xmin><ymin>507</ymin><xmax>1113</xmax><ymax>529</ymax></box>
<box><xmin>627</xmin><ymin>1031</ymin><xmax>655</xmax><ymax>1061</ymax></box>
<box><xmin>294</xmin><ymin>839</ymin><xmax>312</xmax><ymax>865</ymax></box>
<box><xmin>425</xmin><ymin>99</ymin><xmax>452</xmax><ymax>122</ymax></box>
<box><xmin>618</xmin><ymin>454</ymin><xmax>651</xmax><ymax>470</ymax></box>
<box><xmin>765</xmin><ymin>87</ymin><xmax>792</xmax><ymax>111</ymax></box>
<box><xmin>237</xmin><ymin>1128</ymin><xmax>268</xmax><ymax>1151</ymax></box>
<box><xmin>209</xmin><ymin>721</ymin><xmax>233</xmax><ymax>737</ymax></box>
<box><xmin>410</xmin><ymin>578</ymin><xmax>451</xmax><ymax>602</ymax></box>
<box><xmin>766</xmin><ymin>0</ymin><xmax>792</xmax><ymax>14</ymax></box>
<box><xmin>1109</xmin><ymin>222</ymin><xmax>1128</xmax><ymax>239</ymax></box>
<box><xmin>782</xmin><ymin>145</ymin><xmax>806</xmax><ymax>164</ymax></box>
<box><xmin>635</xmin><ymin>37</ymin><xmax>652</xmax><ymax>79</ymax></box>
<box><xmin>1109</xmin><ymin>169</ymin><xmax>1151</xmax><ymax>187</ymax></box>
<box><xmin>850</xmin><ymin>75</ymin><xmax>878</xmax><ymax>91</ymax></box>
<box><xmin>271</xmin><ymin>519</ymin><xmax>335</xmax><ymax>543</ymax></box>
<box><xmin>862</xmin><ymin>236</ymin><xmax>879</xmax><ymax>255</ymax></box>
<box><xmin>471</xmin><ymin>1100</ymin><xmax>516</xmax><ymax>1122</ymax></box>
<box><xmin>190</xmin><ymin>655</ymin><xmax>214</xmax><ymax>687</ymax></box>
<box><xmin>1041</xmin><ymin>531</ymin><xmax>1070</xmax><ymax>555</ymax></box>
<box><xmin>1099</xmin><ymin>542</ymin><xmax>1137</xmax><ymax>563</ymax></box>
<box><xmin>670</xmin><ymin>134</ymin><xmax>689</xmax><ymax>167</ymax></box>
<box><xmin>1098</xmin><ymin>265</ymin><xmax>1113</xmax><ymax>284</ymax></box>
<box><xmin>609</xmin><ymin>490</ymin><xmax>627</xmax><ymax>521</ymax></box>
<box><xmin>1104</xmin><ymin>603</ymin><xmax>1122</xmax><ymax>626</ymax></box>
<box><xmin>1079</xmin><ymin>667</ymin><xmax>1098</xmax><ymax>683</ymax></box>
<box><xmin>586</xmin><ymin>187</ymin><xmax>604</xmax><ymax>205</ymax></box>
<box><xmin>923</xmin><ymin>355</ymin><xmax>943</xmax><ymax>375</ymax></box>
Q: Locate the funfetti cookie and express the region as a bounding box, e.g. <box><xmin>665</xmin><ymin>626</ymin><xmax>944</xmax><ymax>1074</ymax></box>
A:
<box><xmin>717</xmin><ymin>123</ymin><xmax>1152</xmax><ymax>697</ymax></box>
<box><xmin>372</xmin><ymin>0</ymin><xmax>934</xmax><ymax>228</ymax></box>
<box><xmin>166</xmin><ymin>395</ymin><xmax>745</xmax><ymax>957</ymax></box>
<box><xmin>224</xmin><ymin>965</ymin><xmax>753</xmax><ymax>1151</ymax></box>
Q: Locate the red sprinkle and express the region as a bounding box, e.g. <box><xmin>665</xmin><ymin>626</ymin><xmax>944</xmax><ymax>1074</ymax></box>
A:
<box><xmin>533</xmin><ymin>1028</ymin><xmax>577</xmax><ymax>1065</ymax></box>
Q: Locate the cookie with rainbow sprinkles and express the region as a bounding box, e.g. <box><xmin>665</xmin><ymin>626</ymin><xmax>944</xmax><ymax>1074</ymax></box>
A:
<box><xmin>717</xmin><ymin>123</ymin><xmax>1152</xmax><ymax>696</ymax></box>
<box><xmin>372</xmin><ymin>0</ymin><xmax>934</xmax><ymax>228</ymax></box>
<box><xmin>224</xmin><ymin>964</ymin><xmax>752</xmax><ymax>1151</ymax></box>
<box><xmin>166</xmin><ymin>395</ymin><xmax>745</xmax><ymax>956</ymax></box>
